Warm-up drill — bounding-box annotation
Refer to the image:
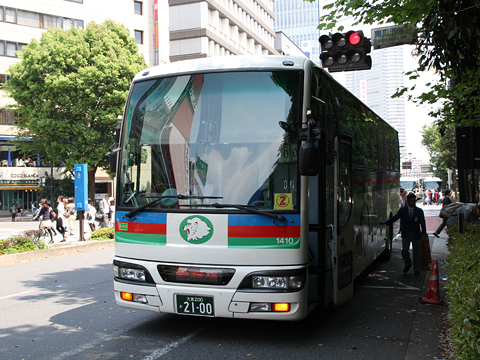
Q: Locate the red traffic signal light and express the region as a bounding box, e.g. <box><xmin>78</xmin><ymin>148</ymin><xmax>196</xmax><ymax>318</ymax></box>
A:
<box><xmin>318</xmin><ymin>30</ymin><xmax>372</xmax><ymax>72</ymax></box>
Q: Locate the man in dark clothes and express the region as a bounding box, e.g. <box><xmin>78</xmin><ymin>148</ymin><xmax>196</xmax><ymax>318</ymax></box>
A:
<box><xmin>380</xmin><ymin>192</ymin><xmax>427</xmax><ymax>274</ymax></box>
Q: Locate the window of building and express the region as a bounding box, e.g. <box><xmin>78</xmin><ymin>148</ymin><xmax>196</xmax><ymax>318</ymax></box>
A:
<box><xmin>134</xmin><ymin>1</ymin><xmax>143</xmax><ymax>15</ymax></box>
<box><xmin>74</xmin><ymin>19</ymin><xmax>83</xmax><ymax>29</ymax></box>
<box><xmin>18</xmin><ymin>43</ymin><xmax>27</xmax><ymax>53</ymax></box>
<box><xmin>17</xmin><ymin>9</ymin><xmax>40</xmax><ymax>27</ymax></box>
<box><xmin>64</xmin><ymin>18</ymin><xmax>73</xmax><ymax>30</ymax></box>
<box><xmin>0</xmin><ymin>74</ymin><xmax>9</xmax><ymax>85</ymax></box>
<box><xmin>6</xmin><ymin>42</ymin><xmax>16</xmax><ymax>57</ymax></box>
<box><xmin>135</xmin><ymin>30</ymin><xmax>143</xmax><ymax>44</ymax></box>
<box><xmin>40</xmin><ymin>14</ymin><xmax>62</xmax><ymax>29</ymax></box>
<box><xmin>5</xmin><ymin>8</ymin><xmax>16</xmax><ymax>23</ymax></box>
<box><xmin>0</xmin><ymin>41</ymin><xmax>4</xmax><ymax>56</ymax></box>
<box><xmin>0</xmin><ymin>109</ymin><xmax>16</xmax><ymax>125</ymax></box>
<box><xmin>0</xmin><ymin>7</ymin><xmax>4</xmax><ymax>21</ymax></box>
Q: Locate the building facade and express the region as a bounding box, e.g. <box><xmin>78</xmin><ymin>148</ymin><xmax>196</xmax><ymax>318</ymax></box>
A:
<box><xmin>345</xmin><ymin>46</ymin><xmax>407</xmax><ymax>157</ymax></box>
<box><xmin>0</xmin><ymin>0</ymin><xmax>169</xmax><ymax>214</ymax></box>
<box><xmin>169</xmin><ymin>0</ymin><xmax>278</xmax><ymax>61</ymax></box>
<box><xmin>272</xmin><ymin>0</ymin><xmax>320</xmax><ymax>62</ymax></box>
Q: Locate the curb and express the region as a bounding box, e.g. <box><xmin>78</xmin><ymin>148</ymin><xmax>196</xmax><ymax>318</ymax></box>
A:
<box><xmin>0</xmin><ymin>239</ymin><xmax>115</xmax><ymax>266</ymax></box>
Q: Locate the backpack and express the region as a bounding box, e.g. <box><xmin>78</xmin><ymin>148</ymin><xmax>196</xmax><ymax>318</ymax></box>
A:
<box><xmin>10</xmin><ymin>207</ymin><xmax>16</xmax><ymax>215</ymax></box>
<box><xmin>440</xmin><ymin>202</ymin><xmax>464</xmax><ymax>218</ymax></box>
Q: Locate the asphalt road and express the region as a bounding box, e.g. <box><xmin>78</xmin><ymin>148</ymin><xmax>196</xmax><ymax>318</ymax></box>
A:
<box><xmin>0</xmin><ymin>209</ymin><xmax>444</xmax><ymax>360</ymax></box>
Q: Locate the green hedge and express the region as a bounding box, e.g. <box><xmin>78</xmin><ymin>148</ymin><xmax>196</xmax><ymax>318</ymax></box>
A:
<box><xmin>0</xmin><ymin>230</ymin><xmax>47</xmax><ymax>255</ymax></box>
<box><xmin>90</xmin><ymin>227</ymin><xmax>115</xmax><ymax>240</ymax></box>
<box><xmin>445</xmin><ymin>223</ymin><xmax>480</xmax><ymax>359</ymax></box>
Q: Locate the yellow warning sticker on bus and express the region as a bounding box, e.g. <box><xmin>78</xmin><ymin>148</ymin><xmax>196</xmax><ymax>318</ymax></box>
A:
<box><xmin>274</xmin><ymin>193</ymin><xmax>293</xmax><ymax>210</ymax></box>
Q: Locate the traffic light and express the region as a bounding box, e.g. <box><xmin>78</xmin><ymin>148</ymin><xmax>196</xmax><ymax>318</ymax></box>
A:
<box><xmin>319</xmin><ymin>31</ymin><xmax>372</xmax><ymax>72</ymax></box>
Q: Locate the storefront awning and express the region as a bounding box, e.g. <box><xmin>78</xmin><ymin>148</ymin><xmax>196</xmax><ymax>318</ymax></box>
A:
<box><xmin>0</xmin><ymin>186</ymin><xmax>43</xmax><ymax>191</ymax></box>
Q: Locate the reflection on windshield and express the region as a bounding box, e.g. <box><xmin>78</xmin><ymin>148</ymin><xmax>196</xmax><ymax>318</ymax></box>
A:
<box><xmin>118</xmin><ymin>71</ymin><xmax>301</xmax><ymax>211</ymax></box>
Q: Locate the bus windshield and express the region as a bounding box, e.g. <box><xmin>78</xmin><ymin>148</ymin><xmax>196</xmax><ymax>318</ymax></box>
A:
<box><xmin>118</xmin><ymin>71</ymin><xmax>301</xmax><ymax>212</ymax></box>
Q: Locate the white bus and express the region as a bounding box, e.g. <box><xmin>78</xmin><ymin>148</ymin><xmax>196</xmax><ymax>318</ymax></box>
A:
<box><xmin>111</xmin><ymin>56</ymin><xmax>400</xmax><ymax>320</ymax></box>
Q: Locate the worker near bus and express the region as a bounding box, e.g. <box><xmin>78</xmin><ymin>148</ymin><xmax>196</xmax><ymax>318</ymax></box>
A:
<box><xmin>433</xmin><ymin>189</ymin><xmax>452</xmax><ymax>237</ymax></box>
<box><xmin>380</xmin><ymin>192</ymin><xmax>427</xmax><ymax>275</ymax></box>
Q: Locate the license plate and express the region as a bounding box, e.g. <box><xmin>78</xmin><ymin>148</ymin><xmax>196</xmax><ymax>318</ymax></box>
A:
<box><xmin>176</xmin><ymin>295</ymin><xmax>214</xmax><ymax>317</ymax></box>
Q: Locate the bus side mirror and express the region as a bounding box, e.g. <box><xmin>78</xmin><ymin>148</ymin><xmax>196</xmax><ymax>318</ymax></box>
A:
<box><xmin>298</xmin><ymin>120</ymin><xmax>321</xmax><ymax>176</ymax></box>
<box><xmin>106</xmin><ymin>147</ymin><xmax>120</xmax><ymax>173</ymax></box>
<box><xmin>107</xmin><ymin>122</ymin><xmax>122</xmax><ymax>173</ymax></box>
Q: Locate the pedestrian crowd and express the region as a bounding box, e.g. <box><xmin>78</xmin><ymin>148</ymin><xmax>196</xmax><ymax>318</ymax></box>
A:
<box><xmin>24</xmin><ymin>194</ymin><xmax>116</xmax><ymax>244</ymax></box>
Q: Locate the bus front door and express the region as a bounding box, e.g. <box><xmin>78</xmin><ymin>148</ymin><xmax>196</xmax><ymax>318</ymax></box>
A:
<box><xmin>332</xmin><ymin>136</ymin><xmax>355</xmax><ymax>306</ymax></box>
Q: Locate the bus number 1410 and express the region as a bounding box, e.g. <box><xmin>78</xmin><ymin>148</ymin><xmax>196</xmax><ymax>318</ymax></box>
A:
<box><xmin>276</xmin><ymin>238</ymin><xmax>294</xmax><ymax>244</ymax></box>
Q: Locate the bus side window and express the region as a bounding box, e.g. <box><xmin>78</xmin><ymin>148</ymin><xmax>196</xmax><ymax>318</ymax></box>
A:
<box><xmin>310</xmin><ymin>68</ymin><xmax>325</xmax><ymax>129</ymax></box>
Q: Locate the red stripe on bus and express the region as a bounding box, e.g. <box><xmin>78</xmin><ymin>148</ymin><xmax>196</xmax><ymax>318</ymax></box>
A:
<box><xmin>116</xmin><ymin>222</ymin><xmax>166</xmax><ymax>235</ymax></box>
<box><xmin>228</xmin><ymin>225</ymin><xmax>300</xmax><ymax>238</ymax></box>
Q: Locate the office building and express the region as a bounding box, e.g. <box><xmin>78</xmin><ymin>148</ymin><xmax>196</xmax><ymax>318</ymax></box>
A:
<box><xmin>0</xmin><ymin>0</ymin><xmax>169</xmax><ymax>214</ymax></box>
<box><xmin>273</xmin><ymin>0</ymin><xmax>320</xmax><ymax>61</ymax></box>
<box><xmin>169</xmin><ymin>0</ymin><xmax>278</xmax><ymax>61</ymax></box>
<box><xmin>345</xmin><ymin>46</ymin><xmax>407</xmax><ymax>156</ymax></box>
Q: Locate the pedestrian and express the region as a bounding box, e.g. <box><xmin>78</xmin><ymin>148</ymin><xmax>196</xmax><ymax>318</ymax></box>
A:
<box><xmin>66</xmin><ymin>197</ymin><xmax>76</xmax><ymax>236</ymax></box>
<box><xmin>380</xmin><ymin>192</ymin><xmax>428</xmax><ymax>274</ymax></box>
<box><xmin>399</xmin><ymin>188</ymin><xmax>406</xmax><ymax>207</ymax></box>
<box><xmin>98</xmin><ymin>194</ymin><xmax>112</xmax><ymax>228</ymax></box>
<box><xmin>427</xmin><ymin>190</ymin><xmax>432</xmax><ymax>205</ymax></box>
<box><xmin>56</xmin><ymin>196</ymin><xmax>67</xmax><ymax>242</ymax></box>
<box><xmin>86</xmin><ymin>199</ymin><xmax>97</xmax><ymax>232</ymax></box>
<box><xmin>445</xmin><ymin>202</ymin><xmax>480</xmax><ymax>228</ymax></box>
<box><xmin>109</xmin><ymin>198</ymin><xmax>115</xmax><ymax>227</ymax></box>
<box><xmin>35</xmin><ymin>199</ymin><xmax>55</xmax><ymax>244</ymax></box>
<box><xmin>31</xmin><ymin>201</ymin><xmax>36</xmax><ymax>215</ymax></box>
<box><xmin>437</xmin><ymin>190</ymin><xmax>443</xmax><ymax>205</ymax></box>
<box><xmin>10</xmin><ymin>203</ymin><xmax>16</xmax><ymax>222</ymax></box>
<box><xmin>433</xmin><ymin>189</ymin><xmax>452</xmax><ymax>237</ymax></box>
<box><xmin>16</xmin><ymin>204</ymin><xmax>23</xmax><ymax>221</ymax></box>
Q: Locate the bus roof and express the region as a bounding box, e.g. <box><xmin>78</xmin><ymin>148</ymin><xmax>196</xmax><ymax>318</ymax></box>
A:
<box><xmin>133</xmin><ymin>56</ymin><xmax>310</xmax><ymax>82</ymax></box>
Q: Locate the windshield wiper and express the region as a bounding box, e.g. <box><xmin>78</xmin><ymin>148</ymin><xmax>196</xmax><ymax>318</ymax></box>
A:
<box><xmin>125</xmin><ymin>195</ymin><xmax>223</xmax><ymax>218</ymax></box>
<box><xmin>181</xmin><ymin>203</ymin><xmax>286</xmax><ymax>222</ymax></box>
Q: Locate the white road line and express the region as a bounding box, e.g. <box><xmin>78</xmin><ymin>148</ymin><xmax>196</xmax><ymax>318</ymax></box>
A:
<box><xmin>50</xmin><ymin>317</ymin><xmax>153</xmax><ymax>360</ymax></box>
<box><xmin>0</xmin><ymin>290</ymin><xmax>34</xmax><ymax>300</ymax></box>
<box><xmin>141</xmin><ymin>328</ymin><xmax>204</xmax><ymax>360</ymax></box>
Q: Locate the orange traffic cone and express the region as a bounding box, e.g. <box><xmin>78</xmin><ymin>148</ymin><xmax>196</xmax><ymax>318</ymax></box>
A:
<box><xmin>419</xmin><ymin>259</ymin><xmax>443</xmax><ymax>306</ymax></box>
<box><xmin>420</xmin><ymin>236</ymin><xmax>432</xmax><ymax>270</ymax></box>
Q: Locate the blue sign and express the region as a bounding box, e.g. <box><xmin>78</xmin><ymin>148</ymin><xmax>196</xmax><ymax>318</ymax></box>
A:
<box><xmin>74</xmin><ymin>164</ymin><xmax>88</xmax><ymax>211</ymax></box>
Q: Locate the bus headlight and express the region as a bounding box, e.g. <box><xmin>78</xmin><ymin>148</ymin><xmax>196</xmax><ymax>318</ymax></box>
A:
<box><xmin>239</xmin><ymin>269</ymin><xmax>306</xmax><ymax>292</ymax></box>
<box><xmin>118</xmin><ymin>267</ymin><xmax>146</xmax><ymax>282</ymax></box>
<box><xmin>114</xmin><ymin>261</ymin><xmax>154</xmax><ymax>283</ymax></box>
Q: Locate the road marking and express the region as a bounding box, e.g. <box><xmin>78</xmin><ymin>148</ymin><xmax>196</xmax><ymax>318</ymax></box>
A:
<box><xmin>141</xmin><ymin>328</ymin><xmax>204</xmax><ymax>360</ymax></box>
<box><xmin>0</xmin><ymin>290</ymin><xmax>34</xmax><ymax>300</ymax></box>
<box><xmin>357</xmin><ymin>273</ymin><xmax>420</xmax><ymax>291</ymax></box>
<box><xmin>50</xmin><ymin>317</ymin><xmax>153</xmax><ymax>360</ymax></box>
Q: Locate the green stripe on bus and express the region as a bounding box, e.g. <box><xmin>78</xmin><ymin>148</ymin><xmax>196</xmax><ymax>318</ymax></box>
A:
<box><xmin>228</xmin><ymin>237</ymin><xmax>300</xmax><ymax>249</ymax></box>
<box><xmin>115</xmin><ymin>232</ymin><xmax>166</xmax><ymax>246</ymax></box>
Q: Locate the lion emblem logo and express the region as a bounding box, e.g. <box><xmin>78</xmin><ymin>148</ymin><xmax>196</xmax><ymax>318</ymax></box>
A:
<box><xmin>179</xmin><ymin>216</ymin><xmax>214</xmax><ymax>244</ymax></box>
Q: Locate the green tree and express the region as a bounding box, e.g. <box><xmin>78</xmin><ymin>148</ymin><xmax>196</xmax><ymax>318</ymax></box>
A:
<box><xmin>4</xmin><ymin>20</ymin><xmax>147</xmax><ymax>202</ymax></box>
<box><xmin>317</xmin><ymin>0</ymin><xmax>480</xmax><ymax>128</ymax></box>
<box><xmin>421</xmin><ymin>123</ymin><xmax>456</xmax><ymax>184</ymax></box>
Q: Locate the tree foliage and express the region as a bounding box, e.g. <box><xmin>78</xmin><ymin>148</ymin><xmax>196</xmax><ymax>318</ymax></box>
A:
<box><xmin>317</xmin><ymin>0</ymin><xmax>480</xmax><ymax>127</ymax></box>
<box><xmin>4</xmin><ymin>20</ymin><xmax>147</xmax><ymax>201</ymax></box>
<box><xmin>421</xmin><ymin>122</ymin><xmax>456</xmax><ymax>182</ymax></box>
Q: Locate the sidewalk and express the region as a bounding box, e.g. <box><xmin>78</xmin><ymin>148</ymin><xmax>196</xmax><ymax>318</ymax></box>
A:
<box><xmin>0</xmin><ymin>216</ymin><xmax>114</xmax><ymax>266</ymax></box>
<box><xmin>406</xmin><ymin>207</ymin><xmax>449</xmax><ymax>359</ymax></box>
